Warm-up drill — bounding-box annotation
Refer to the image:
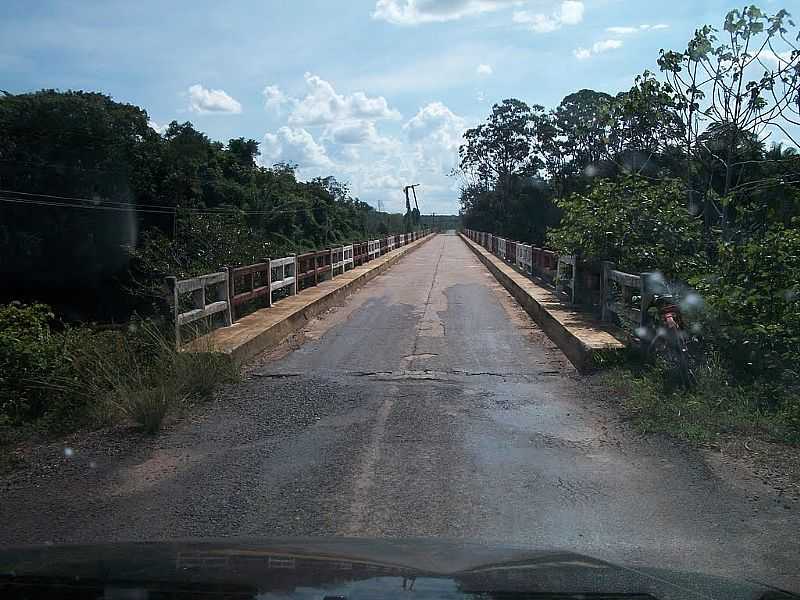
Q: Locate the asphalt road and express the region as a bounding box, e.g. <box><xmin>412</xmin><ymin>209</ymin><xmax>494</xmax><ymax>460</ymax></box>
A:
<box><xmin>1</xmin><ymin>232</ymin><xmax>798</xmax><ymax>590</ymax></box>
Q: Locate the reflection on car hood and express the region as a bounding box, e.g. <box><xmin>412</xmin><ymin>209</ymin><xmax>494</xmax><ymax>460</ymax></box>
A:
<box><xmin>0</xmin><ymin>537</ymin><xmax>795</xmax><ymax>600</ymax></box>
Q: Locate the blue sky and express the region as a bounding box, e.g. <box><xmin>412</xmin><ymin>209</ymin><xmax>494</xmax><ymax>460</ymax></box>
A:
<box><xmin>0</xmin><ymin>0</ymin><xmax>792</xmax><ymax>214</ymax></box>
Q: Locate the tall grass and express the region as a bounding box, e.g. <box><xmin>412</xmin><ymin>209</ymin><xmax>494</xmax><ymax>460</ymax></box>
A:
<box><xmin>58</xmin><ymin>320</ymin><xmax>239</xmax><ymax>434</ymax></box>
<box><xmin>602</xmin><ymin>352</ymin><xmax>799</xmax><ymax>444</ymax></box>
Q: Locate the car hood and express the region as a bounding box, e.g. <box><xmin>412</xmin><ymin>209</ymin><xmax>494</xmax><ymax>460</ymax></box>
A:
<box><xmin>0</xmin><ymin>537</ymin><xmax>795</xmax><ymax>600</ymax></box>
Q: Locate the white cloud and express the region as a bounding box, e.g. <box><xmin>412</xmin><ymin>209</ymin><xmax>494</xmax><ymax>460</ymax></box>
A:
<box><xmin>574</xmin><ymin>38</ymin><xmax>623</xmax><ymax>60</ymax></box>
<box><xmin>263</xmin><ymin>85</ymin><xmax>288</xmax><ymax>112</ymax></box>
<box><xmin>607</xmin><ymin>23</ymin><xmax>669</xmax><ymax>34</ymax></box>
<box><xmin>327</xmin><ymin>120</ymin><xmax>377</xmax><ymax>145</ymax></box>
<box><xmin>405</xmin><ymin>101</ymin><xmax>466</xmax><ymax>149</ymax></box>
<box><xmin>573</xmin><ymin>47</ymin><xmax>592</xmax><ymax>60</ymax></box>
<box><xmin>514</xmin><ymin>1</ymin><xmax>584</xmax><ymax>33</ymax></box>
<box><xmin>764</xmin><ymin>50</ymin><xmax>794</xmax><ymax>66</ymax></box>
<box><xmin>260</xmin><ymin>74</ymin><xmax>468</xmax><ymax>214</ymax></box>
<box><xmin>373</xmin><ymin>0</ymin><xmax>520</xmax><ymax>25</ymax></box>
<box><xmin>148</xmin><ymin>120</ymin><xmax>167</xmax><ymax>134</ymax></box>
<box><xmin>514</xmin><ymin>12</ymin><xmax>559</xmax><ymax>32</ymax></box>
<box><xmin>559</xmin><ymin>0</ymin><xmax>584</xmax><ymax>25</ymax></box>
<box><xmin>476</xmin><ymin>63</ymin><xmax>493</xmax><ymax>76</ymax></box>
<box><xmin>593</xmin><ymin>39</ymin><xmax>623</xmax><ymax>52</ymax></box>
<box><xmin>262</xmin><ymin>126</ymin><xmax>332</xmax><ymax>168</ymax></box>
<box><xmin>186</xmin><ymin>84</ymin><xmax>242</xmax><ymax>114</ymax></box>
<box><xmin>288</xmin><ymin>73</ymin><xmax>400</xmax><ymax>126</ymax></box>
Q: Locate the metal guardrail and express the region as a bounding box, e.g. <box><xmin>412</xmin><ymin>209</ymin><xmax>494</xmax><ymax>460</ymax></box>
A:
<box><xmin>332</xmin><ymin>245</ymin><xmax>355</xmax><ymax>276</ymax></box>
<box><xmin>270</xmin><ymin>255</ymin><xmax>298</xmax><ymax>300</ymax></box>
<box><xmin>353</xmin><ymin>241</ymin><xmax>369</xmax><ymax>266</ymax></box>
<box><xmin>600</xmin><ymin>261</ymin><xmax>653</xmax><ymax>328</ymax></box>
<box><xmin>555</xmin><ymin>254</ymin><xmax>578</xmax><ymax>304</ymax></box>
<box><xmin>168</xmin><ymin>228</ymin><xmax>431</xmax><ymax>345</ymax></box>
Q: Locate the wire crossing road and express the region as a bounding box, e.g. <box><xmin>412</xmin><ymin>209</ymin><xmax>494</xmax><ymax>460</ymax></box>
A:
<box><xmin>1</xmin><ymin>232</ymin><xmax>797</xmax><ymax>589</ymax></box>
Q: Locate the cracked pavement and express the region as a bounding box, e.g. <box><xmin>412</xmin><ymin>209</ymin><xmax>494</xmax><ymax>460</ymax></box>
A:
<box><xmin>1</xmin><ymin>232</ymin><xmax>798</xmax><ymax>591</ymax></box>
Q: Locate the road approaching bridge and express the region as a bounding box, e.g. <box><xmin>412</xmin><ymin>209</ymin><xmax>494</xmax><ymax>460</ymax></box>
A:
<box><xmin>1</xmin><ymin>232</ymin><xmax>797</xmax><ymax>590</ymax></box>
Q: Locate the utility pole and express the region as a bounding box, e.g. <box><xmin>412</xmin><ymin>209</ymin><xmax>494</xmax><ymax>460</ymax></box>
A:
<box><xmin>403</xmin><ymin>184</ymin><xmax>421</xmax><ymax>212</ymax></box>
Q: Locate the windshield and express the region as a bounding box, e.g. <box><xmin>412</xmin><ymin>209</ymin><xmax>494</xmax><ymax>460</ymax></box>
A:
<box><xmin>1</xmin><ymin>1</ymin><xmax>798</xmax><ymax>598</ymax></box>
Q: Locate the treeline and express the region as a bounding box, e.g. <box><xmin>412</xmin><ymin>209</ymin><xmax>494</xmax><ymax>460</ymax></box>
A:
<box><xmin>458</xmin><ymin>6</ymin><xmax>800</xmax><ymax>441</ymax></box>
<box><xmin>0</xmin><ymin>90</ymin><xmax>410</xmax><ymax>321</ymax></box>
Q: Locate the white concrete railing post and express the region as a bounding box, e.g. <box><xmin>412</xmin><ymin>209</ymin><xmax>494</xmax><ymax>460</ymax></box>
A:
<box><xmin>166</xmin><ymin>271</ymin><xmax>232</xmax><ymax>347</ymax></box>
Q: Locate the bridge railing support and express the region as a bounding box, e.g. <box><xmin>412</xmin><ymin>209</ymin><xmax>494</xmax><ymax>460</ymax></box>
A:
<box><xmin>168</xmin><ymin>228</ymin><xmax>434</xmax><ymax>346</ymax></box>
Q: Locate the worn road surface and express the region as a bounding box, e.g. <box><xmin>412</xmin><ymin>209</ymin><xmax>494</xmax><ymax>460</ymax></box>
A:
<box><xmin>1</xmin><ymin>233</ymin><xmax>798</xmax><ymax>590</ymax></box>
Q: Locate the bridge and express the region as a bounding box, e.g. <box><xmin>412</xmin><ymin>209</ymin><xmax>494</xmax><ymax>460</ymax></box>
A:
<box><xmin>1</xmin><ymin>232</ymin><xmax>798</xmax><ymax>590</ymax></box>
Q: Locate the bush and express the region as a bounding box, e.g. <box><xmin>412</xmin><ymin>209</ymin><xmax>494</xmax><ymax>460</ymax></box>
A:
<box><xmin>63</xmin><ymin>319</ymin><xmax>238</xmax><ymax>433</ymax></box>
<box><xmin>0</xmin><ymin>303</ymin><xmax>239</xmax><ymax>434</ymax></box>
<box><xmin>111</xmin><ymin>384</ymin><xmax>179</xmax><ymax>435</ymax></box>
<box><xmin>693</xmin><ymin>221</ymin><xmax>800</xmax><ymax>387</ymax></box>
<box><xmin>0</xmin><ymin>303</ymin><xmax>77</xmax><ymax>425</ymax></box>
<box><xmin>546</xmin><ymin>177</ymin><xmax>705</xmax><ymax>278</ymax></box>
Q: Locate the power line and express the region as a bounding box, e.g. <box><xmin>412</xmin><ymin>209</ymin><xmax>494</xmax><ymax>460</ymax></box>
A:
<box><xmin>0</xmin><ymin>193</ymin><xmax>368</xmax><ymax>217</ymax></box>
<box><xmin>0</xmin><ymin>188</ymin><xmax>390</xmax><ymax>217</ymax></box>
<box><xmin>0</xmin><ymin>189</ymin><xmax>178</xmax><ymax>211</ymax></box>
<box><xmin>0</xmin><ymin>195</ymin><xmax>176</xmax><ymax>215</ymax></box>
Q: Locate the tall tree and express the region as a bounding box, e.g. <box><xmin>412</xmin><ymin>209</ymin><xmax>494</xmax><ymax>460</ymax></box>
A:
<box><xmin>458</xmin><ymin>99</ymin><xmax>543</xmax><ymax>228</ymax></box>
<box><xmin>658</xmin><ymin>6</ymin><xmax>800</xmax><ymax>235</ymax></box>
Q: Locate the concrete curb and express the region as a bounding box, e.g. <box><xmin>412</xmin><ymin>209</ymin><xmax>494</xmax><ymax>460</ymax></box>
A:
<box><xmin>460</xmin><ymin>233</ymin><xmax>625</xmax><ymax>373</ymax></box>
<box><xmin>191</xmin><ymin>233</ymin><xmax>437</xmax><ymax>364</ymax></box>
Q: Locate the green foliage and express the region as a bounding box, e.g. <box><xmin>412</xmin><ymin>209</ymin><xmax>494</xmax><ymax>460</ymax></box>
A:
<box><xmin>60</xmin><ymin>319</ymin><xmax>238</xmax><ymax>433</ymax></box>
<box><xmin>693</xmin><ymin>221</ymin><xmax>800</xmax><ymax>383</ymax></box>
<box><xmin>0</xmin><ymin>303</ymin><xmax>59</xmax><ymax>425</ymax></box>
<box><xmin>0</xmin><ymin>303</ymin><xmax>239</xmax><ymax>433</ymax></box>
<box><xmin>0</xmin><ymin>91</ymin><xmax>409</xmax><ymax>322</ymax></box>
<box><xmin>0</xmin><ymin>303</ymin><xmax>99</xmax><ymax>429</ymax></box>
<box><xmin>546</xmin><ymin>177</ymin><xmax>704</xmax><ymax>277</ymax></box>
<box><xmin>459</xmin><ymin>99</ymin><xmax>545</xmax><ymax>201</ymax></box>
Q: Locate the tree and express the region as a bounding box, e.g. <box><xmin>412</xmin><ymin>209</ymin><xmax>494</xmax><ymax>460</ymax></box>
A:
<box><xmin>458</xmin><ymin>99</ymin><xmax>544</xmax><ymax>229</ymax></box>
<box><xmin>553</xmin><ymin>89</ymin><xmax>614</xmax><ymax>178</ymax></box>
<box><xmin>0</xmin><ymin>90</ymin><xmax>409</xmax><ymax>320</ymax></box>
<box><xmin>607</xmin><ymin>72</ymin><xmax>685</xmax><ymax>178</ymax></box>
<box><xmin>657</xmin><ymin>6</ymin><xmax>800</xmax><ymax>235</ymax></box>
<box><xmin>546</xmin><ymin>177</ymin><xmax>704</xmax><ymax>278</ymax></box>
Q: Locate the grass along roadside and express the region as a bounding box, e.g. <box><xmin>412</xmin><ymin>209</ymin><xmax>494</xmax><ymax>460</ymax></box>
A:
<box><xmin>1</xmin><ymin>303</ymin><xmax>240</xmax><ymax>473</ymax></box>
<box><xmin>600</xmin><ymin>355</ymin><xmax>799</xmax><ymax>446</ymax></box>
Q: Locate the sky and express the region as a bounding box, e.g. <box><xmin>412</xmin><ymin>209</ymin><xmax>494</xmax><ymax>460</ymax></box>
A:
<box><xmin>0</xmin><ymin>0</ymin><xmax>794</xmax><ymax>214</ymax></box>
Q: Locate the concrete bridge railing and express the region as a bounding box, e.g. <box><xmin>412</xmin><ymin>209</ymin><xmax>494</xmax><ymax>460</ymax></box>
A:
<box><xmin>464</xmin><ymin>228</ymin><xmax>655</xmax><ymax>330</ymax></box>
<box><xmin>167</xmin><ymin>229</ymin><xmax>431</xmax><ymax>346</ymax></box>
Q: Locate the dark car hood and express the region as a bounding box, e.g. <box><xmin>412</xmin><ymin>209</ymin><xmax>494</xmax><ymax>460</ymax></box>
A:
<box><xmin>0</xmin><ymin>537</ymin><xmax>795</xmax><ymax>600</ymax></box>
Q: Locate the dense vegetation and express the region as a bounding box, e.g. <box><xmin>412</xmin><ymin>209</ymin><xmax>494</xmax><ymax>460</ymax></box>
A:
<box><xmin>457</xmin><ymin>6</ymin><xmax>800</xmax><ymax>442</ymax></box>
<box><xmin>0</xmin><ymin>90</ymin><xmax>421</xmax><ymax>436</ymax></box>
<box><xmin>0</xmin><ymin>90</ymin><xmax>412</xmax><ymax>320</ymax></box>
